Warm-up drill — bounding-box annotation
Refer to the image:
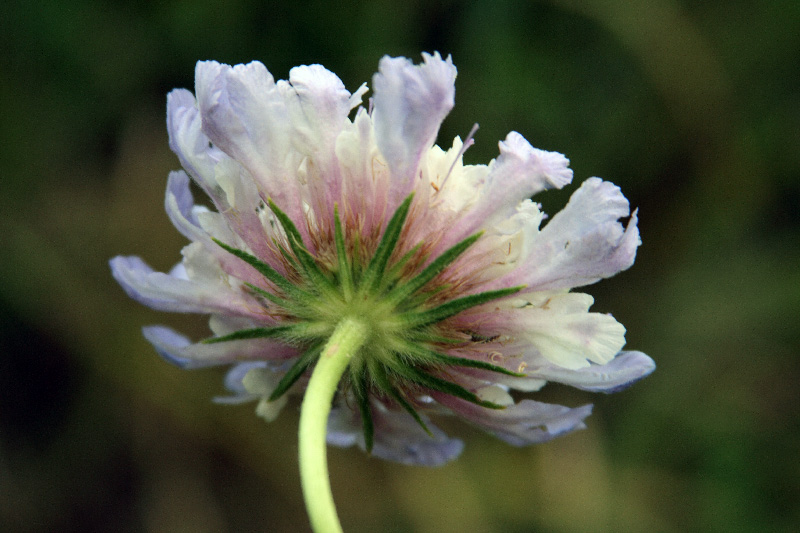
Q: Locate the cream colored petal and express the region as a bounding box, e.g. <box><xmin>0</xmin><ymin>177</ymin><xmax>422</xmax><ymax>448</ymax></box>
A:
<box><xmin>514</xmin><ymin>292</ymin><xmax>627</xmax><ymax>369</ymax></box>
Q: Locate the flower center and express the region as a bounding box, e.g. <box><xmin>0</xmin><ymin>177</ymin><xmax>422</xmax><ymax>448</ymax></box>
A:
<box><xmin>207</xmin><ymin>194</ymin><xmax>524</xmax><ymax>449</ymax></box>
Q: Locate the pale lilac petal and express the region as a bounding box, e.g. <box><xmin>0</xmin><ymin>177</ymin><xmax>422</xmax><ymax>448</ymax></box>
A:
<box><xmin>142</xmin><ymin>325</ymin><xmax>298</xmax><ymax>370</ymax></box>
<box><xmin>373</xmin><ymin>52</ymin><xmax>457</xmax><ymax>200</ymax></box>
<box><xmin>432</xmin><ymin>393</ymin><xmax>592</xmax><ymax>446</ymax></box>
<box><xmin>195</xmin><ymin>61</ymin><xmax>282</xmax><ymax>176</ymax></box>
<box><xmin>164</xmin><ymin>171</ymin><xmax>207</xmax><ymax>241</ymax></box>
<box><xmin>327</xmin><ymin>398</ymin><xmax>464</xmax><ymax>467</ymax></box>
<box><xmin>195</xmin><ymin>61</ymin><xmax>304</xmax><ymax>223</ymax></box>
<box><xmin>505</xmin><ymin>178</ymin><xmax>640</xmax><ymax>291</ymax></box>
<box><xmin>141</xmin><ymin>325</ymin><xmax>200</xmax><ymax>368</ymax></box>
<box><xmin>526</xmin><ymin>350</ymin><xmax>656</xmax><ymax>393</ymax></box>
<box><xmin>166</xmin><ymin>100</ymin><xmax>274</xmax><ymax>258</ymax></box>
<box><xmin>457</xmin><ymin>132</ymin><xmax>572</xmax><ymax>236</ymax></box>
<box><xmin>110</xmin><ymin>256</ymin><xmax>258</xmax><ymax>315</ymax></box>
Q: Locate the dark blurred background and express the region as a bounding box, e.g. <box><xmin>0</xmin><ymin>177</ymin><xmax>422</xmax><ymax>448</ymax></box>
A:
<box><xmin>1</xmin><ymin>0</ymin><xmax>798</xmax><ymax>531</ymax></box>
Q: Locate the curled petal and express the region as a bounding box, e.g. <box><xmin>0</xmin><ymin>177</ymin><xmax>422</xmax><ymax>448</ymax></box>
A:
<box><xmin>457</xmin><ymin>132</ymin><xmax>572</xmax><ymax>236</ymax></box>
<box><xmin>373</xmin><ymin>52</ymin><xmax>457</xmax><ymax>201</ymax></box>
<box><xmin>433</xmin><ymin>393</ymin><xmax>592</xmax><ymax>446</ymax></box>
<box><xmin>110</xmin><ymin>255</ymin><xmax>258</xmax><ymax>315</ymax></box>
<box><xmin>506</xmin><ymin>178</ymin><xmax>640</xmax><ymax>291</ymax></box>
<box><xmin>213</xmin><ymin>363</ymin><xmax>289</xmax><ymax>421</ymax></box>
<box><xmin>327</xmin><ymin>398</ymin><xmax>464</xmax><ymax>466</ymax></box>
<box><xmin>166</xmin><ymin>89</ymin><xmax>222</xmax><ymax>196</ymax></box>
<box><xmin>422</xmin><ymin>137</ymin><xmax>489</xmax><ymax>215</ymax></box>
<box><xmin>164</xmin><ymin>171</ymin><xmax>208</xmax><ymax>242</ymax></box>
<box><xmin>142</xmin><ymin>325</ymin><xmax>298</xmax><ymax>369</ymax></box>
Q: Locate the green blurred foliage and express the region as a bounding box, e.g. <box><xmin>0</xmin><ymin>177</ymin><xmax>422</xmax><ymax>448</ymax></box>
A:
<box><xmin>1</xmin><ymin>0</ymin><xmax>798</xmax><ymax>531</ymax></box>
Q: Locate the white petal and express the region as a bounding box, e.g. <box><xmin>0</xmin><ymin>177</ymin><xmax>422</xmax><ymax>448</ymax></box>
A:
<box><xmin>512</xmin><ymin>292</ymin><xmax>627</xmax><ymax>369</ymax></box>
<box><xmin>242</xmin><ymin>367</ymin><xmax>289</xmax><ymax>422</ymax></box>
<box><xmin>348</xmin><ymin>82</ymin><xmax>369</xmax><ymax>110</ymax></box>
<box><xmin>210</xmin><ymin>157</ymin><xmax>279</xmax><ymax>258</ymax></box>
<box><xmin>433</xmin><ymin>392</ymin><xmax>593</xmax><ymax>446</ymax></box>
<box><xmin>424</xmin><ymin>137</ymin><xmax>490</xmax><ymax>214</ymax></box>
<box><xmin>213</xmin><ymin>157</ymin><xmax>260</xmax><ymax>214</ymax></box>
<box><xmin>218</xmin><ymin>362</ymin><xmax>268</xmax><ymax>399</ymax></box>
<box><xmin>511</xmin><ymin>178</ymin><xmax>640</xmax><ymax>291</ymax></box>
<box><xmin>475</xmin><ymin>384</ymin><xmax>514</xmax><ymax>406</ymax></box>
<box><xmin>373</xmin><ymin>52</ymin><xmax>457</xmax><ymax>200</ymax></box>
<box><xmin>285</xmin><ymin>64</ymin><xmax>352</xmax><ymax>155</ymax></box>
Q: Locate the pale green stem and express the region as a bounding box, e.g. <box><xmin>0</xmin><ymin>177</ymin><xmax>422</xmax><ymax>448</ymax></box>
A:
<box><xmin>299</xmin><ymin>317</ymin><xmax>369</xmax><ymax>533</ymax></box>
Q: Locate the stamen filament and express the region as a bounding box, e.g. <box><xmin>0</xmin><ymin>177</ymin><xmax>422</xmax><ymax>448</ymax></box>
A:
<box><xmin>299</xmin><ymin>317</ymin><xmax>369</xmax><ymax>533</ymax></box>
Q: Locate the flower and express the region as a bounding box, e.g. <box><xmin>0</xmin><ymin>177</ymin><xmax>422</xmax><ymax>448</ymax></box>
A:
<box><xmin>110</xmin><ymin>52</ymin><xmax>654</xmax><ymax>467</ymax></box>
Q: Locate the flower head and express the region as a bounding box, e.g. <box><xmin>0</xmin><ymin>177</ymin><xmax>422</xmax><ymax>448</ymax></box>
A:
<box><xmin>111</xmin><ymin>53</ymin><xmax>654</xmax><ymax>467</ymax></box>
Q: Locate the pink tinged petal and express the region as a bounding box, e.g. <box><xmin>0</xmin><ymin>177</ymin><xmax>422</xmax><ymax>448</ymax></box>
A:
<box><xmin>458</xmin><ymin>132</ymin><xmax>572</xmax><ymax>236</ymax></box>
<box><xmin>212</xmin><ymin>158</ymin><xmax>278</xmax><ymax>259</ymax></box>
<box><xmin>372</xmin><ymin>52</ymin><xmax>457</xmax><ymax>201</ymax></box>
<box><xmin>508</xmin><ymin>177</ymin><xmax>640</xmax><ymax>291</ymax></box>
<box><xmin>283</xmin><ymin>64</ymin><xmax>353</xmax><ymax>217</ymax></box>
<box><xmin>527</xmin><ymin>350</ymin><xmax>656</xmax><ymax>393</ymax></box>
<box><xmin>142</xmin><ymin>326</ymin><xmax>298</xmax><ymax>370</ymax></box>
<box><xmin>109</xmin><ymin>256</ymin><xmax>259</xmax><ymax>316</ymax></box>
<box><xmin>335</xmin><ymin>108</ymin><xmax>389</xmax><ymax>234</ymax></box>
<box><xmin>327</xmin><ymin>398</ymin><xmax>464</xmax><ymax>466</ymax></box>
<box><xmin>446</xmin><ymin>365</ymin><xmax>548</xmax><ymax>393</ymax></box>
<box><xmin>194</xmin><ymin>61</ymin><xmax>305</xmax><ymax>224</ymax></box>
<box><xmin>512</xmin><ymin>292</ymin><xmax>627</xmax><ymax>370</ymax></box>
<box><xmin>432</xmin><ymin>393</ymin><xmax>593</xmax><ymax>446</ymax></box>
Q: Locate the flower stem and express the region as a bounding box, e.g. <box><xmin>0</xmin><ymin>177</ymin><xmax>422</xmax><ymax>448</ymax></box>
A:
<box><xmin>299</xmin><ymin>317</ymin><xmax>368</xmax><ymax>533</ymax></box>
